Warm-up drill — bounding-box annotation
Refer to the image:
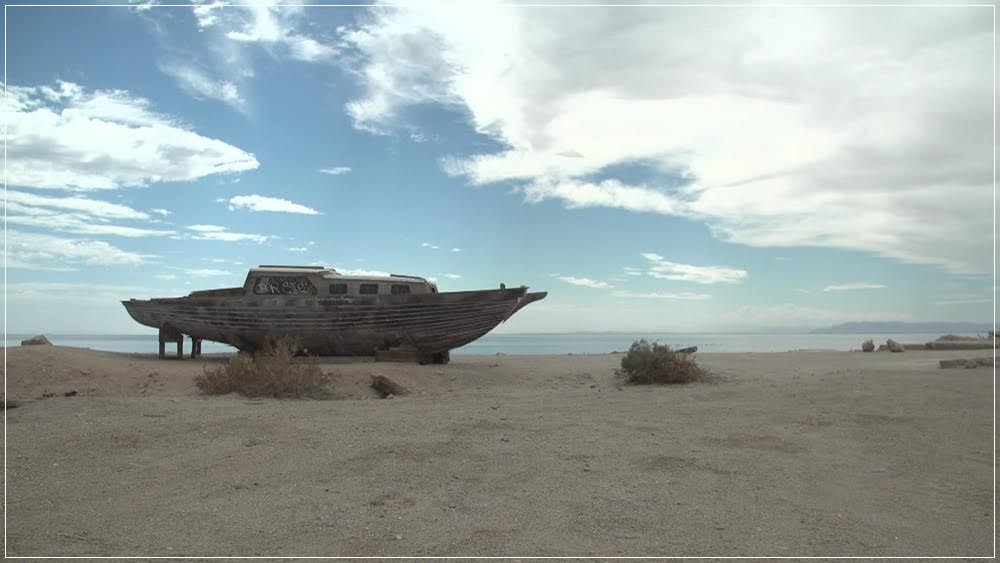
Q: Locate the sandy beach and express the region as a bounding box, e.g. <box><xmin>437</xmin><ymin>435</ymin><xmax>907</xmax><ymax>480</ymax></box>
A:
<box><xmin>3</xmin><ymin>345</ymin><xmax>993</xmax><ymax>556</ymax></box>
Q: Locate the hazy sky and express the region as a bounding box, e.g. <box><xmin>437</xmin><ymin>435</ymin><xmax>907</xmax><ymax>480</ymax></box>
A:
<box><xmin>4</xmin><ymin>2</ymin><xmax>994</xmax><ymax>334</ymax></box>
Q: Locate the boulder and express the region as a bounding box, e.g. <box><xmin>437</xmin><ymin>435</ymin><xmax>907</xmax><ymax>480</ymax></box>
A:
<box><xmin>939</xmin><ymin>359</ymin><xmax>969</xmax><ymax>369</ymax></box>
<box><xmin>861</xmin><ymin>340</ymin><xmax>874</xmax><ymax>352</ymax></box>
<box><xmin>20</xmin><ymin>335</ymin><xmax>51</xmax><ymax>346</ymax></box>
<box><xmin>676</xmin><ymin>346</ymin><xmax>698</xmax><ymax>354</ymax></box>
<box><xmin>886</xmin><ymin>339</ymin><xmax>904</xmax><ymax>353</ymax></box>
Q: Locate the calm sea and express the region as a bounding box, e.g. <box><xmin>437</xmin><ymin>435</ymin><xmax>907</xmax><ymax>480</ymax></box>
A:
<box><xmin>3</xmin><ymin>332</ymin><xmax>984</xmax><ymax>355</ymax></box>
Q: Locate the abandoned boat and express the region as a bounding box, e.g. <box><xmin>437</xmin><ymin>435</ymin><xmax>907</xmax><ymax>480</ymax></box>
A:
<box><xmin>122</xmin><ymin>265</ymin><xmax>546</xmax><ymax>363</ymax></box>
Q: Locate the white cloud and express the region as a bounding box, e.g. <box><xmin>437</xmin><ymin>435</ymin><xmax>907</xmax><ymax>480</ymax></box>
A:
<box><xmin>318</xmin><ymin>166</ymin><xmax>352</xmax><ymax>176</ymax></box>
<box><xmin>185</xmin><ymin>268</ymin><xmax>231</xmax><ymax>277</ymax></box>
<box><xmin>158</xmin><ymin>62</ymin><xmax>247</xmax><ymax>113</ymax></box>
<box><xmin>5</xmin><ymin>282</ymin><xmax>155</xmax><ymax>305</ymax></box>
<box><xmin>341</xmin><ymin>6</ymin><xmax>991</xmax><ymax>274</ymax></box>
<box><xmin>451</xmin><ymin>247</ymin><xmax>461</xmax><ymax>253</ymax></box>
<box><xmin>187</xmin><ymin>224</ymin><xmax>227</xmax><ymax>232</ymax></box>
<box><xmin>442</xmin><ymin>273</ymin><xmax>461</xmax><ymax>279</ymax></box>
<box><xmin>227</xmin><ymin>194</ymin><xmax>320</xmax><ymax>215</ymax></box>
<box><xmin>6</xmin><ymin>230</ymin><xmax>153</xmax><ymax>269</ymax></box>
<box><xmin>641</xmin><ymin>253</ymin><xmax>747</xmax><ymax>285</ymax></box>
<box><xmin>186</xmin><ymin>224</ymin><xmax>268</xmax><ymax>243</ymax></box>
<box><xmin>5</xmin><ymin>190</ymin><xmax>177</xmax><ymax>238</ymax></box>
<box><xmin>822</xmin><ymin>283</ymin><xmax>886</xmax><ymax>292</ymax></box>
<box><xmin>198</xmin><ymin>3</ymin><xmax>337</xmax><ymax>62</ymax></box>
<box><xmin>421</xmin><ymin>242</ymin><xmax>440</xmax><ymax>250</ymax></box>
<box><xmin>150</xmin><ymin>208</ymin><xmax>172</xmax><ymax>216</ymax></box>
<box><xmin>611</xmin><ymin>290</ymin><xmax>710</xmax><ymax>301</ymax></box>
<box><xmin>288</xmin><ymin>247</ymin><xmax>307</xmax><ymax>252</ymax></box>
<box><xmin>6</xmin><ymin>81</ymin><xmax>259</xmax><ymax>190</ymax></box>
<box><xmin>334</xmin><ymin>267</ymin><xmax>392</xmax><ymax>277</ymax></box>
<box><xmin>557</xmin><ymin>276</ymin><xmax>613</xmax><ymax>289</ymax></box>
<box><xmin>154</xmin><ymin>274</ymin><xmax>178</xmax><ymax>281</ymax></box>
<box><xmin>7</xmin><ymin>190</ymin><xmax>150</xmax><ymax>220</ymax></box>
<box><xmin>6</xmin><ymin>214</ymin><xmax>176</xmax><ymax>238</ymax></box>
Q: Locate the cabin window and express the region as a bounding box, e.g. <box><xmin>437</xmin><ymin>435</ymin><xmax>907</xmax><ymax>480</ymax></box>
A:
<box><xmin>329</xmin><ymin>283</ymin><xmax>348</xmax><ymax>295</ymax></box>
<box><xmin>391</xmin><ymin>284</ymin><xmax>411</xmax><ymax>295</ymax></box>
<box><xmin>359</xmin><ymin>283</ymin><xmax>379</xmax><ymax>295</ymax></box>
<box><xmin>252</xmin><ymin>275</ymin><xmax>316</xmax><ymax>295</ymax></box>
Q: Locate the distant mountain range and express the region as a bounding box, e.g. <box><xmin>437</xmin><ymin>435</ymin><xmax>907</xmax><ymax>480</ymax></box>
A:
<box><xmin>810</xmin><ymin>322</ymin><xmax>993</xmax><ymax>334</ymax></box>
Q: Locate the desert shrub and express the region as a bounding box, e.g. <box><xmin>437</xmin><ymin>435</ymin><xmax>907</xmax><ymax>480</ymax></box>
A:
<box><xmin>618</xmin><ymin>339</ymin><xmax>708</xmax><ymax>385</ymax></box>
<box><xmin>195</xmin><ymin>336</ymin><xmax>331</xmax><ymax>398</ymax></box>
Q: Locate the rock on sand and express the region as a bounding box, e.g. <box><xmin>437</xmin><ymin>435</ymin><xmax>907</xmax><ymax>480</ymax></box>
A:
<box><xmin>20</xmin><ymin>335</ymin><xmax>52</xmax><ymax>346</ymax></box>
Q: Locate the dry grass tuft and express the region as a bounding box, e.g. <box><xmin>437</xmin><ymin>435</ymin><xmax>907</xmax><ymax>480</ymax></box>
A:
<box><xmin>195</xmin><ymin>336</ymin><xmax>332</xmax><ymax>398</ymax></box>
<box><xmin>617</xmin><ymin>339</ymin><xmax>709</xmax><ymax>385</ymax></box>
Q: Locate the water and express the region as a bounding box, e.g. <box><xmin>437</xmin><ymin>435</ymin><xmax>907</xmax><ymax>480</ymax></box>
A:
<box><xmin>4</xmin><ymin>332</ymin><xmax>983</xmax><ymax>355</ymax></box>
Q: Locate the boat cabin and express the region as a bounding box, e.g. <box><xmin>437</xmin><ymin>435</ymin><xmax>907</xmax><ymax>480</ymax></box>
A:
<box><xmin>242</xmin><ymin>265</ymin><xmax>438</xmax><ymax>297</ymax></box>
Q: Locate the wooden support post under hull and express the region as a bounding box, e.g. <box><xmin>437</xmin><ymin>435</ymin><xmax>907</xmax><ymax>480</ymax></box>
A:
<box><xmin>190</xmin><ymin>337</ymin><xmax>202</xmax><ymax>358</ymax></box>
<box><xmin>158</xmin><ymin>326</ymin><xmax>184</xmax><ymax>360</ymax></box>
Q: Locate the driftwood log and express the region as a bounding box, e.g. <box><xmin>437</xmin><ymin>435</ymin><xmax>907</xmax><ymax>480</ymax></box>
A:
<box><xmin>676</xmin><ymin>346</ymin><xmax>698</xmax><ymax>354</ymax></box>
<box><xmin>370</xmin><ymin>375</ymin><xmax>408</xmax><ymax>398</ymax></box>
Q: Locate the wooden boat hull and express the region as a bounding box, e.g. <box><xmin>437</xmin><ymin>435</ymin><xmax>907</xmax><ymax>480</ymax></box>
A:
<box><xmin>122</xmin><ymin>287</ymin><xmax>546</xmax><ymax>358</ymax></box>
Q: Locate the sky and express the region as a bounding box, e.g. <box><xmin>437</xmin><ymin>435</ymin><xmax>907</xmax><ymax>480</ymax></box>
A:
<box><xmin>3</xmin><ymin>1</ymin><xmax>995</xmax><ymax>334</ymax></box>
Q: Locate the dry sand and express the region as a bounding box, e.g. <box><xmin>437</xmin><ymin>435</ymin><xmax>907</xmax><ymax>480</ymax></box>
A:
<box><xmin>3</xmin><ymin>345</ymin><xmax>994</xmax><ymax>556</ymax></box>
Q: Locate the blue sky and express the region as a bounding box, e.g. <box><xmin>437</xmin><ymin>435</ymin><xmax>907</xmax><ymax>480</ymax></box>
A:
<box><xmin>3</xmin><ymin>2</ymin><xmax>994</xmax><ymax>334</ymax></box>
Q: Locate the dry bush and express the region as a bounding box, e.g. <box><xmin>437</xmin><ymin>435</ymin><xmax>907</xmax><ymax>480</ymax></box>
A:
<box><xmin>195</xmin><ymin>336</ymin><xmax>331</xmax><ymax>398</ymax></box>
<box><xmin>617</xmin><ymin>339</ymin><xmax>709</xmax><ymax>385</ymax></box>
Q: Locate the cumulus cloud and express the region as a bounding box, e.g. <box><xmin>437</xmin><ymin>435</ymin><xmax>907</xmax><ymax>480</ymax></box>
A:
<box><xmin>822</xmin><ymin>283</ymin><xmax>886</xmax><ymax>292</ymax></box>
<box><xmin>319</xmin><ymin>166</ymin><xmax>352</xmax><ymax>175</ymax></box>
<box><xmin>641</xmin><ymin>253</ymin><xmax>747</xmax><ymax>285</ymax></box>
<box><xmin>5</xmin><ymin>81</ymin><xmax>259</xmax><ymax>190</ymax></box>
<box><xmin>557</xmin><ymin>276</ymin><xmax>613</xmax><ymax>289</ymax></box>
<box><xmin>6</xmin><ymin>230</ymin><xmax>154</xmax><ymax>270</ymax></box>
<box><xmin>340</xmin><ymin>5</ymin><xmax>991</xmax><ymax>274</ymax></box>
<box><xmin>421</xmin><ymin>242</ymin><xmax>440</xmax><ymax>249</ymax></box>
<box><xmin>150</xmin><ymin>208</ymin><xmax>172</xmax><ymax>216</ymax></box>
<box><xmin>451</xmin><ymin>247</ymin><xmax>461</xmax><ymax>253</ymax></box>
<box><xmin>225</xmin><ymin>194</ymin><xmax>320</xmax><ymax>215</ymax></box>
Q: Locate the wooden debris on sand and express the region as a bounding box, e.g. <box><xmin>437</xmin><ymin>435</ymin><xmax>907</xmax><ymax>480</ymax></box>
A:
<box><xmin>939</xmin><ymin>357</ymin><xmax>993</xmax><ymax>369</ymax></box>
<box><xmin>371</xmin><ymin>375</ymin><xmax>408</xmax><ymax>398</ymax></box>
